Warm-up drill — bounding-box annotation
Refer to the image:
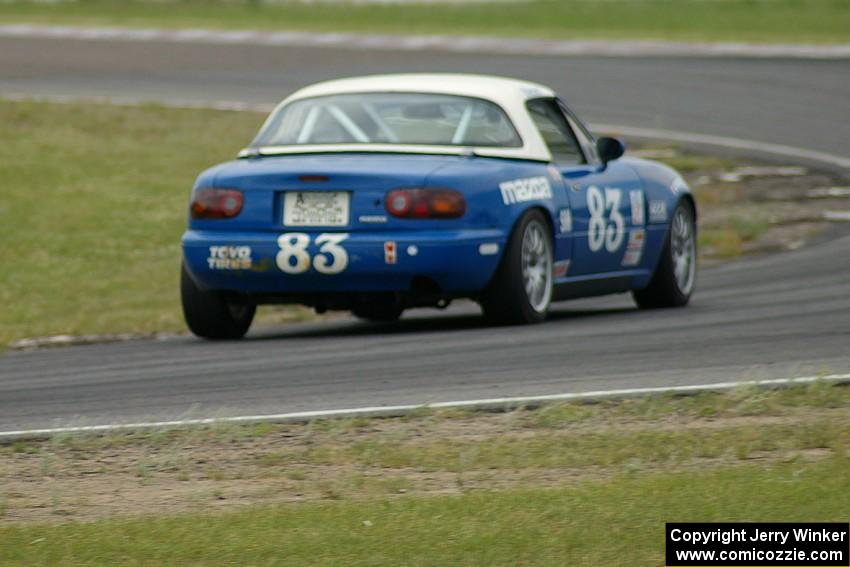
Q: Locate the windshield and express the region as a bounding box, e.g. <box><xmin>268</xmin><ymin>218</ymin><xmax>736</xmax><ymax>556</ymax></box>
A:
<box><xmin>251</xmin><ymin>93</ymin><xmax>522</xmax><ymax>148</ymax></box>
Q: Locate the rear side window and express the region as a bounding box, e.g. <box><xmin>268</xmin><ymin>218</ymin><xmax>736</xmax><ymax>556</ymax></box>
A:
<box><xmin>526</xmin><ymin>99</ymin><xmax>585</xmax><ymax>164</ymax></box>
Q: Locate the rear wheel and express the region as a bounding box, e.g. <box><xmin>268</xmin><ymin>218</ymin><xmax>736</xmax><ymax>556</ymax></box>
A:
<box><xmin>481</xmin><ymin>210</ymin><xmax>553</xmax><ymax>324</ymax></box>
<box><xmin>181</xmin><ymin>264</ymin><xmax>255</xmax><ymax>339</ymax></box>
<box><xmin>633</xmin><ymin>202</ymin><xmax>696</xmax><ymax>309</ymax></box>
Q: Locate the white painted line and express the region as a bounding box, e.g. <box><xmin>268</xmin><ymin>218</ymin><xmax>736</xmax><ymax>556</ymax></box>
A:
<box><xmin>593</xmin><ymin>123</ymin><xmax>850</xmax><ymax>171</ymax></box>
<box><xmin>824</xmin><ymin>211</ymin><xmax>850</xmax><ymax>222</ymax></box>
<box><xmin>1</xmin><ymin>373</ymin><xmax>848</xmax><ymax>440</ymax></box>
<box><xmin>2</xmin><ymin>24</ymin><xmax>850</xmax><ymax>59</ymax></box>
<box><xmin>3</xmin><ymin>93</ymin><xmax>849</xmax><ymax>172</ymax></box>
<box><xmin>0</xmin><ymin>92</ymin><xmax>276</xmax><ymax>113</ymax></box>
<box><xmin>808</xmin><ymin>187</ymin><xmax>850</xmax><ymax>198</ymax></box>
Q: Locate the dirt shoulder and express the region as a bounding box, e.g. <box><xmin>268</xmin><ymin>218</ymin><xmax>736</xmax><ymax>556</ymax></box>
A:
<box><xmin>632</xmin><ymin>145</ymin><xmax>850</xmax><ymax>265</ymax></box>
<box><xmin>1</xmin><ymin>383</ymin><xmax>847</xmax><ymax>524</ymax></box>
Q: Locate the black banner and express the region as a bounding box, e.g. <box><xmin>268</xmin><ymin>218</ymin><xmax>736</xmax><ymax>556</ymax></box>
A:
<box><xmin>666</xmin><ymin>523</ymin><xmax>849</xmax><ymax>566</ymax></box>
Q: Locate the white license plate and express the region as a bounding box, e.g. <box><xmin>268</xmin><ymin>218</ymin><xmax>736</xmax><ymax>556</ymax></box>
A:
<box><xmin>283</xmin><ymin>191</ymin><xmax>350</xmax><ymax>227</ymax></box>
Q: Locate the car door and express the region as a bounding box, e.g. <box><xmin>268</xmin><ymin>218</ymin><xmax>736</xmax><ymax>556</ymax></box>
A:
<box><xmin>526</xmin><ymin>98</ymin><xmax>646</xmax><ymax>277</ymax></box>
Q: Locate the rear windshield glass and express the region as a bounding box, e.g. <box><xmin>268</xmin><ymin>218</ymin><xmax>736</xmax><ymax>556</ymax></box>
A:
<box><xmin>251</xmin><ymin>93</ymin><xmax>522</xmax><ymax>148</ymax></box>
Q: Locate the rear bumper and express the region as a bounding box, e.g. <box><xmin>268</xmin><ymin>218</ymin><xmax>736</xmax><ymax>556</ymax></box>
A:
<box><xmin>182</xmin><ymin>228</ymin><xmax>506</xmax><ymax>295</ymax></box>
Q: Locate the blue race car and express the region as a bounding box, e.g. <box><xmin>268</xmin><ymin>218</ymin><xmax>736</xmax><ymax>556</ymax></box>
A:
<box><xmin>181</xmin><ymin>74</ymin><xmax>697</xmax><ymax>339</ymax></box>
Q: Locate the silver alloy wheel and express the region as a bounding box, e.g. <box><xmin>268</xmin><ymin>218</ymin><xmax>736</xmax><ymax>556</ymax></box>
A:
<box><xmin>671</xmin><ymin>207</ymin><xmax>696</xmax><ymax>295</ymax></box>
<box><xmin>521</xmin><ymin>220</ymin><xmax>553</xmax><ymax>313</ymax></box>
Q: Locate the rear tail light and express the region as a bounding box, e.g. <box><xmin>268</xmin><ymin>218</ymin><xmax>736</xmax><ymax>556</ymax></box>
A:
<box><xmin>385</xmin><ymin>188</ymin><xmax>466</xmax><ymax>219</ymax></box>
<box><xmin>190</xmin><ymin>188</ymin><xmax>244</xmax><ymax>219</ymax></box>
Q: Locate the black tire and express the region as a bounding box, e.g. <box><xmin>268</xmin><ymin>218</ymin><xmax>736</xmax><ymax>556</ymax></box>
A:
<box><xmin>352</xmin><ymin>298</ymin><xmax>404</xmax><ymax>322</ymax></box>
<box><xmin>633</xmin><ymin>201</ymin><xmax>697</xmax><ymax>309</ymax></box>
<box><xmin>480</xmin><ymin>210</ymin><xmax>553</xmax><ymax>325</ymax></box>
<box><xmin>181</xmin><ymin>264</ymin><xmax>255</xmax><ymax>339</ymax></box>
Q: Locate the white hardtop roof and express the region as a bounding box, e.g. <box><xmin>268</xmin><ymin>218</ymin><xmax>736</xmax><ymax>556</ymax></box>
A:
<box><xmin>244</xmin><ymin>74</ymin><xmax>559</xmax><ymax>162</ymax></box>
<box><xmin>288</xmin><ymin>74</ymin><xmax>555</xmax><ymax>103</ymax></box>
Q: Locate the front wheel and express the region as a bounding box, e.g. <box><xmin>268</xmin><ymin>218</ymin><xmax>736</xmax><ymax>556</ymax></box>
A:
<box><xmin>181</xmin><ymin>264</ymin><xmax>255</xmax><ymax>339</ymax></box>
<box><xmin>633</xmin><ymin>201</ymin><xmax>697</xmax><ymax>309</ymax></box>
<box><xmin>481</xmin><ymin>210</ymin><xmax>553</xmax><ymax>324</ymax></box>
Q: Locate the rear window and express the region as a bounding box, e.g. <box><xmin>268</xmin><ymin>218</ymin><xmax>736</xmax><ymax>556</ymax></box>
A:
<box><xmin>251</xmin><ymin>93</ymin><xmax>522</xmax><ymax>148</ymax></box>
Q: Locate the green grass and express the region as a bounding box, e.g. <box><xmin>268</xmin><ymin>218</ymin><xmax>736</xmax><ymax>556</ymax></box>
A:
<box><xmin>0</xmin><ymin>101</ymin><xmax>265</xmax><ymax>347</ymax></box>
<box><xmin>1</xmin><ymin>0</ymin><xmax>849</xmax><ymax>43</ymax></box>
<box><xmin>0</xmin><ymin>459</ymin><xmax>848</xmax><ymax>566</ymax></box>
<box><xmin>697</xmin><ymin>206</ymin><xmax>775</xmax><ymax>258</ymax></box>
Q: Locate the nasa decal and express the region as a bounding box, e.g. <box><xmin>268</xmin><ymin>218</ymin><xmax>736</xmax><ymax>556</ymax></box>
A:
<box><xmin>649</xmin><ymin>200</ymin><xmax>668</xmax><ymax>223</ymax></box>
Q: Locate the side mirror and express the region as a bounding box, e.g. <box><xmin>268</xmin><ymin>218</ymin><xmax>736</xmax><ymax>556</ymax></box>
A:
<box><xmin>596</xmin><ymin>137</ymin><xmax>625</xmax><ymax>164</ymax></box>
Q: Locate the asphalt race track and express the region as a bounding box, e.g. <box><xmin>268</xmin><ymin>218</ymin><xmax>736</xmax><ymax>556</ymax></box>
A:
<box><xmin>3</xmin><ymin>36</ymin><xmax>850</xmax><ymax>157</ymax></box>
<box><xmin>0</xmin><ymin>35</ymin><xmax>848</xmax><ymax>432</ymax></box>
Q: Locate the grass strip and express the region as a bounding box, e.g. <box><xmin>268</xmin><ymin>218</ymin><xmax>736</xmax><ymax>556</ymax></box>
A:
<box><xmin>0</xmin><ymin>101</ymin><xmax>263</xmax><ymax>347</ymax></box>
<box><xmin>1</xmin><ymin>0</ymin><xmax>849</xmax><ymax>44</ymax></box>
<box><xmin>0</xmin><ymin>458</ymin><xmax>847</xmax><ymax>566</ymax></box>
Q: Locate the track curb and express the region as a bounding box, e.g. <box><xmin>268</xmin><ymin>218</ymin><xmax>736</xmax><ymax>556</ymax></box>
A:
<box><xmin>2</xmin><ymin>373</ymin><xmax>848</xmax><ymax>441</ymax></box>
